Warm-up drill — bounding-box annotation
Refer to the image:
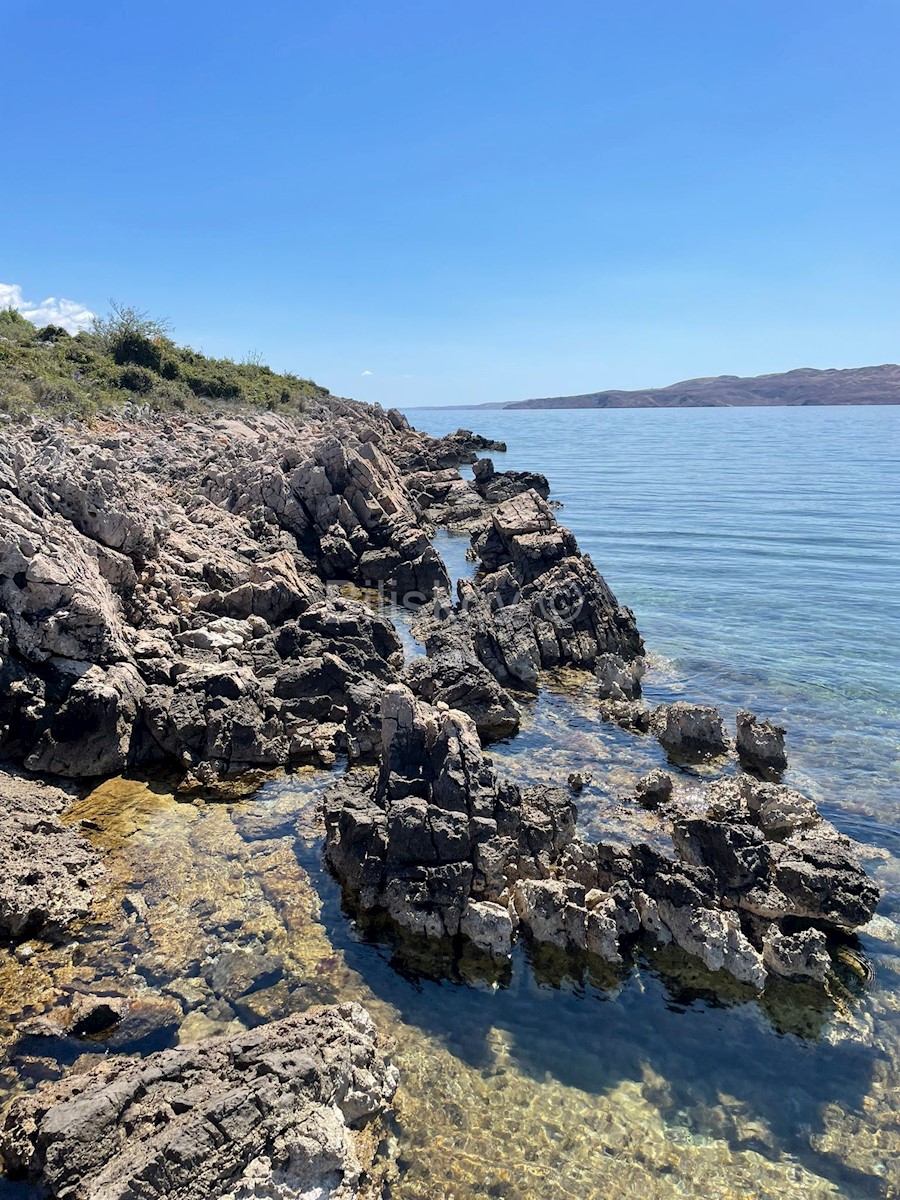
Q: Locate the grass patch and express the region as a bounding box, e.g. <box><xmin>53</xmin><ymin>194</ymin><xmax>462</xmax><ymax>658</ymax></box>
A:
<box><xmin>0</xmin><ymin>302</ymin><xmax>328</xmax><ymax>422</ymax></box>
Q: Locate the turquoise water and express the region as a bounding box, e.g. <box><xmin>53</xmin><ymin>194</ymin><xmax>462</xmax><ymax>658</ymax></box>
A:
<box><xmin>406</xmin><ymin>405</ymin><xmax>900</xmax><ymax>835</ymax></box>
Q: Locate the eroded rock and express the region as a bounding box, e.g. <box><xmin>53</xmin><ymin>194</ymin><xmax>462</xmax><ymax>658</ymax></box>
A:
<box><xmin>0</xmin><ymin>1002</ymin><xmax>398</xmax><ymax>1200</ymax></box>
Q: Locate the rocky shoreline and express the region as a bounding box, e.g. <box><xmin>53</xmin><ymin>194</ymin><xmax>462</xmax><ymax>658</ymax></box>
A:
<box><xmin>0</xmin><ymin>393</ymin><xmax>882</xmax><ymax>1195</ymax></box>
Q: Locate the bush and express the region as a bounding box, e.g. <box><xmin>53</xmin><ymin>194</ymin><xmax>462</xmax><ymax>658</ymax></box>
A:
<box><xmin>118</xmin><ymin>365</ymin><xmax>156</xmax><ymax>394</ymax></box>
<box><xmin>36</xmin><ymin>324</ymin><xmax>71</xmax><ymax>342</ymax></box>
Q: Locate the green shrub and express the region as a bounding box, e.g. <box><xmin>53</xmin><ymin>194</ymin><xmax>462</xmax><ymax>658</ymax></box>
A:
<box><xmin>118</xmin><ymin>365</ymin><xmax>156</xmax><ymax>394</ymax></box>
<box><xmin>36</xmin><ymin>324</ymin><xmax>71</xmax><ymax>342</ymax></box>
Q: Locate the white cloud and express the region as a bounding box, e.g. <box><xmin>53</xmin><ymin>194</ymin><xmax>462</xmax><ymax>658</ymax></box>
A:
<box><xmin>360</xmin><ymin>369</ymin><xmax>373</xmax><ymax>376</ymax></box>
<box><xmin>0</xmin><ymin>282</ymin><xmax>95</xmax><ymax>334</ymax></box>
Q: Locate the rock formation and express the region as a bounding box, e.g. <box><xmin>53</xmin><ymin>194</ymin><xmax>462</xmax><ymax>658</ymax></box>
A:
<box><xmin>323</xmin><ymin>688</ymin><xmax>879</xmax><ymax>989</ymax></box>
<box><xmin>0</xmin><ymin>765</ymin><xmax>101</xmax><ymax>940</ymax></box>
<box><xmin>0</xmin><ymin>1002</ymin><xmax>398</xmax><ymax>1200</ymax></box>
<box><xmin>736</xmin><ymin>709</ymin><xmax>788</xmax><ymax>775</ymax></box>
<box><xmin>0</xmin><ymin>401</ymin><xmax>478</xmax><ymax>783</ymax></box>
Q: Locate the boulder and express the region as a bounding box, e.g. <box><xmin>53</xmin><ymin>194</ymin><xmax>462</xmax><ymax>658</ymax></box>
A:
<box><xmin>652</xmin><ymin>702</ymin><xmax>729</xmax><ymax>760</ymax></box>
<box><xmin>736</xmin><ymin>709</ymin><xmax>788</xmax><ymax>775</ymax></box>
<box><xmin>635</xmin><ymin>769</ymin><xmax>673</xmax><ymax>809</ymax></box>
<box><xmin>596</xmin><ymin>653</ymin><xmax>646</xmax><ymax>701</ymax></box>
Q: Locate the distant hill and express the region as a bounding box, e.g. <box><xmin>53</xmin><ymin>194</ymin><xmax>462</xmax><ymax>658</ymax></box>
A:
<box><xmin>499</xmin><ymin>365</ymin><xmax>900</xmax><ymax>409</ymax></box>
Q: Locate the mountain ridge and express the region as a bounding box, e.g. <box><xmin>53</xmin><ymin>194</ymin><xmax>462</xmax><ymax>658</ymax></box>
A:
<box><xmin>486</xmin><ymin>364</ymin><xmax>900</xmax><ymax>409</ymax></box>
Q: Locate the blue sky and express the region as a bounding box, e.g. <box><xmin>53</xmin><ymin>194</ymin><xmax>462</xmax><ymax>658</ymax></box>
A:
<box><xmin>4</xmin><ymin>0</ymin><xmax>900</xmax><ymax>406</ymax></box>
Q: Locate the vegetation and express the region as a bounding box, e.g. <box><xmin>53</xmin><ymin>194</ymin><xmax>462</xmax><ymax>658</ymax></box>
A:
<box><xmin>0</xmin><ymin>302</ymin><xmax>328</xmax><ymax>422</ymax></box>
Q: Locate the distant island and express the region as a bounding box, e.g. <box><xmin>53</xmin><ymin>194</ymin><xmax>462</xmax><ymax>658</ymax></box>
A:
<box><xmin>482</xmin><ymin>364</ymin><xmax>900</xmax><ymax>409</ymax></box>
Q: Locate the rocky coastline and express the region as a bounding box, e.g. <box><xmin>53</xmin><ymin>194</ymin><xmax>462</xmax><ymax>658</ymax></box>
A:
<box><xmin>0</xmin><ymin>391</ymin><xmax>882</xmax><ymax>1195</ymax></box>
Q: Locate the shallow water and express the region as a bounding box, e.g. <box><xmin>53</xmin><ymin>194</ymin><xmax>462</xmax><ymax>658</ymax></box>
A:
<box><xmin>2</xmin><ymin>405</ymin><xmax>900</xmax><ymax>1199</ymax></box>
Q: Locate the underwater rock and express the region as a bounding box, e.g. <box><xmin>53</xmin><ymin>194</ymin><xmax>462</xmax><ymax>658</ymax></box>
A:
<box><xmin>736</xmin><ymin>709</ymin><xmax>787</xmax><ymax>775</ymax></box>
<box><xmin>0</xmin><ymin>1002</ymin><xmax>398</xmax><ymax>1200</ymax></box>
<box><xmin>652</xmin><ymin>702</ymin><xmax>729</xmax><ymax>760</ymax></box>
<box><xmin>0</xmin><ymin>766</ymin><xmax>100</xmax><ymax>940</ymax></box>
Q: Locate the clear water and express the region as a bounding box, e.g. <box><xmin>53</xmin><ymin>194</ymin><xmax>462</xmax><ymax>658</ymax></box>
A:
<box><xmin>1</xmin><ymin>405</ymin><xmax>899</xmax><ymax>1200</ymax></box>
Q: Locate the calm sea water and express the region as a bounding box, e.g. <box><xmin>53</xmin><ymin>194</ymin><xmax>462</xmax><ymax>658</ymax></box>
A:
<box><xmin>406</xmin><ymin>404</ymin><xmax>900</xmax><ymax>835</ymax></box>
<box><xmin>2</xmin><ymin>405</ymin><xmax>899</xmax><ymax>1200</ymax></box>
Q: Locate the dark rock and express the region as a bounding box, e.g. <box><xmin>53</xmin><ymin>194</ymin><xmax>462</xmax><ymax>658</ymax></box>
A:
<box><xmin>635</xmin><ymin>769</ymin><xmax>673</xmax><ymax>809</ymax></box>
<box><xmin>403</xmin><ymin>650</ymin><xmax>520</xmax><ymax>741</ymax></box>
<box><xmin>736</xmin><ymin>709</ymin><xmax>788</xmax><ymax>775</ymax></box>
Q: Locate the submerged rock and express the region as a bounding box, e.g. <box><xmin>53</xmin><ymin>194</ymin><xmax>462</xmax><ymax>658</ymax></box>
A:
<box><xmin>0</xmin><ymin>1002</ymin><xmax>398</xmax><ymax>1200</ymax></box>
<box><xmin>0</xmin><ymin>766</ymin><xmax>101</xmax><ymax>940</ymax></box>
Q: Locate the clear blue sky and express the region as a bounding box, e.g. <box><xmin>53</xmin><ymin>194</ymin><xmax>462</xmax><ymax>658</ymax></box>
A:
<box><xmin>4</xmin><ymin>0</ymin><xmax>900</xmax><ymax>406</ymax></box>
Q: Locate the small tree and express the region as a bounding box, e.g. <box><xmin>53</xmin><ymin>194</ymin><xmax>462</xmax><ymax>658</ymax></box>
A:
<box><xmin>92</xmin><ymin>301</ymin><xmax>173</xmax><ymax>369</ymax></box>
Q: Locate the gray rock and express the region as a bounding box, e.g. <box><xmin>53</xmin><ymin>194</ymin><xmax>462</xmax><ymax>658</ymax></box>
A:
<box><xmin>635</xmin><ymin>769</ymin><xmax>673</xmax><ymax>809</ymax></box>
<box><xmin>652</xmin><ymin>702</ymin><xmax>729</xmax><ymax>760</ymax></box>
<box><xmin>762</xmin><ymin>926</ymin><xmax>831</xmax><ymax>983</ymax></box>
<box><xmin>595</xmin><ymin>653</ymin><xmax>646</xmax><ymax>701</ymax></box>
<box><xmin>0</xmin><ymin>766</ymin><xmax>101</xmax><ymax>940</ymax></box>
<box><xmin>0</xmin><ymin>1002</ymin><xmax>398</xmax><ymax>1200</ymax></box>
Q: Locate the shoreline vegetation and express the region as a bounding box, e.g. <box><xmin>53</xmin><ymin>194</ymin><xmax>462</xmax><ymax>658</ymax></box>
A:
<box><xmin>0</xmin><ymin>308</ymin><xmax>886</xmax><ymax>1197</ymax></box>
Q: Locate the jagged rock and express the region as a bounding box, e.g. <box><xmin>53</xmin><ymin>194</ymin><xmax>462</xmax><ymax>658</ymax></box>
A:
<box><xmin>24</xmin><ymin>661</ymin><xmax>147</xmax><ymax>777</ymax></box>
<box><xmin>472</xmin><ymin>457</ymin><xmax>550</xmax><ymax>504</ymax></box>
<box><xmin>762</xmin><ymin>926</ymin><xmax>830</xmax><ymax>983</ymax></box>
<box><xmin>595</xmin><ymin>653</ymin><xmax>646</xmax><ymax>701</ymax></box>
<box><xmin>460</xmin><ymin>900</ymin><xmax>515</xmax><ymax>956</ymax></box>
<box><xmin>0</xmin><ymin>490</ymin><xmax>129</xmax><ymax>666</ymax></box>
<box><xmin>0</xmin><ymin>766</ymin><xmax>101</xmax><ymax>939</ymax></box>
<box><xmin>652</xmin><ymin>702</ymin><xmax>728</xmax><ymax>760</ymax></box>
<box><xmin>736</xmin><ymin>709</ymin><xmax>788</xmax><ymax>775</ymax></box>
<box><xmin>746</xmin><ymin>827</ymin><xmax>881</xmax><ymax>930</ymax></box>
<box><xmin>635</xmin><ymin>769</ymin><xmax>673</xmax><ymax>809</ymax></box>
<box><xmin>323</xmin><ymin>686</ymin><xmax>575</xmax><ymax>943</ymax></box>
<box><xmin>0</xmin><ymin>1003</ymin><xmax>398</xmax><ymax>1200</ymax></box>
<box><xmin>403</xmin><ymin>650</ymin><xmax>520</xmax><ymax>741</ymax></box>
<box><xmin>672</xmin><ymin>817</ymin><xmax>771</xmax><ymax>892</ymax></box>
<box><xmin>741</xmin><ymin>777</ymin><xmax>820</xmax><ymax>837</ymax></box>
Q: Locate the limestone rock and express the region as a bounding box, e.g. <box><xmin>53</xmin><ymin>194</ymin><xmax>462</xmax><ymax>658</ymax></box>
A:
<box><xmin>403</xmin><ymin>649</ymin><xmax>521</xmax><ymax>741</ymax></box>
<box><xmin>0</xmin><ymin>1002</ymin><xmax>398</xmax><ymax>1200</ymax></box>
<box><xmin>0</xmin><ymin>766</ymin><xmax>101</xmax><ymax>939</ymax></box>
<box><xmin>652</xmin><ymin>702</ymin><xmax>729</xmax><ymax>760</ymax></box>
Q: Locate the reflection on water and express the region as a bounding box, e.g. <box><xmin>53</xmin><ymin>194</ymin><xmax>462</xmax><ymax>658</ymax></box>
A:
<box><xmin>2</xmin><ymin>406</ymin><xmax>900</xmax><ymax>1198</ymax></box>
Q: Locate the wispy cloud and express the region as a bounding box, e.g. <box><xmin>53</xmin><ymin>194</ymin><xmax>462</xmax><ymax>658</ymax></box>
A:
<box><xmin>360</xmin><ymin>369</ymin><xmax>373</xmax><ymax>376</ymax></box>
<box><xmin>0</xmin><ymin>282</ymin><xmax>95</xmax><ymax>334</ymax></box>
